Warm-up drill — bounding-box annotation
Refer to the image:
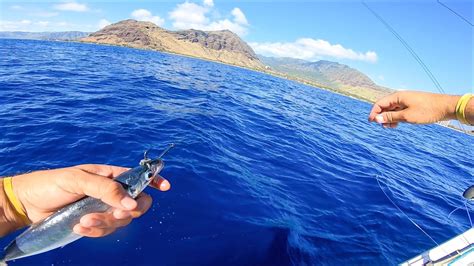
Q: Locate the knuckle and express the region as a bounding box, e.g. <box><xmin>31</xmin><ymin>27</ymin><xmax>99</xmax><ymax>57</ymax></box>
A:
<box><xmin>103</xmin><ymin>181</ymin><xmax>123</xmax><ymax>198</ymax></box>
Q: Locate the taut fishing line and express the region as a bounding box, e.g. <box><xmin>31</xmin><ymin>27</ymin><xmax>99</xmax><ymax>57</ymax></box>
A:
<box><xmin>362</xmin><ymin>1</ymin><xmax>468</xmax><ymax>134</ymax></box>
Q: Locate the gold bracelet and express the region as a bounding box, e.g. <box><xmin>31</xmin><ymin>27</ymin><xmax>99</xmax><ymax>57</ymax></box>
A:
<box><xmin>3</xmin><ymin>177</ymin><xmax>30</xmax><ymax>225</ymax></box>
<box><xmin>455</xmin><ymin>93</ymin><xmax>473</xmax><ymax>125</ymax></box>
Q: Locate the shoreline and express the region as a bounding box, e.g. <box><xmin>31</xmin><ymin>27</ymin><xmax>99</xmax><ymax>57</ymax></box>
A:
<box><xmin>3</xmin><ymin>37</ymin><xmax>378</xmax><ymax>103</ymax></box>
<box><xmin>5</xmin><ymin>38</ymin><xmax>471</xmax><ymax>135</ymax></box>
<box><xmin>75</xmin><ymin>39</ymin><xmax>378</xmax><ymax>104</ymax></box>
<box><xmin>73</xmin><ymin>40</ymin><xmax>474</xmax><ymax>136</ymax></box>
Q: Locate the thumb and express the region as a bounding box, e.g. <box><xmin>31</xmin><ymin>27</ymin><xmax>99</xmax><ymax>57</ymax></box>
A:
<box><xmin>375</xmin><ymin>111</ymin><xmax>407</xmax><ymax>124</ymax></box>
<box><xmin>69</xmin><ymin>170</ymin><xmax>137</xmax><ymax>211</ymax></box>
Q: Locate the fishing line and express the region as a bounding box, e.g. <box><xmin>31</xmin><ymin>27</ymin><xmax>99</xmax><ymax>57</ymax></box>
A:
<box><xmin>464</xmin><ymin>201</ymin><xmax>473</xmax><ymax>228</ymax></box>
<box><xmin>437</xmin><ymin>0</ymin><xmax>473</xmax><ymax>27</ymax></box>
<box><xmin>362</xmin><ymin>1</ymin><xmax>445</xmax><ymax>94</ymax></box>
<box><xmin>375</xmin><ymin>176</ymin><xmax>445</xmax><ymax>249</ymax></box>
<box><xmin>447</xmin><ymin>200</ymin><xmax>473</xmax><ymax>229</ymax></box>
<box><xmin>447</xmin><ymin>205</ymin><xmax>464</xmax><ymax>219</ymax></box>
<box><xmin>362</xmin><ymin>1</ymin><xmax>468</xmax><ymax>133</ymax></box>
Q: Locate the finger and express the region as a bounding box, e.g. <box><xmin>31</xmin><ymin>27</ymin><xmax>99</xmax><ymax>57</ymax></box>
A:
<box><xmin>389</xmin><ymin>122</ymin><xmax>399</xmax><ymax>128</ymax></box>
<box><xmin>130</xmin><ymin>193</ymin><xmax>153</xmax><ymax>218</ymax></box>
<box><xmin>368</xmin><ymin>93</ymin><xmax>401</xmax><ymax>121</ymax></box>
<box><xmin>80</xmin><ymin>213</ymin><xmax>132</xmax><ymax>229</ymax></box>
<box><xmin>113</xmin><ymin>209</ymin><xmax>132</xmax><ymax>219</ymax></box>
<box><xmin>149</xmin><ymin>175</ymin><xmax>171</xmax><ymax>191</ymax></box>
<box><xmin>112</xmin><ymin>193</ymin><xmax>152</xmax><ymax>219</ymax></box>
<box><xmin>375</xmin><ymin>111</ymin><xmax>407</xmax><ymax>124</ymax></box>
<box><xmin>74</xmin><ymin>164</ymin><xmax>130</xmax><ymax>179</ymax></box>
<box><xmin>368</xmin><ymin>103</ymin><xmax>383</xmax><ymax>122</ymax></box>
<box><xmin>73</xmin><ymin>224</ymin><xmax>116</xmax><ymax>238</ymax></box>
<box><xmin>61</xmin><ymin>170</ymin><xmax>137</xmax><ymax>211</ymax></box>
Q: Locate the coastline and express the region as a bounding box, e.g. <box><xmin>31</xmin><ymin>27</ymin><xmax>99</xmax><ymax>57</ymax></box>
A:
<box><xmin>74</xmin><ymin>39</ymin><xmax>378</xmax><ymax>104</ymax></box>
<box><xmin>3</xmin><ymin>38</ymin><xmax>471</xmax><ymax>135</ymax></box>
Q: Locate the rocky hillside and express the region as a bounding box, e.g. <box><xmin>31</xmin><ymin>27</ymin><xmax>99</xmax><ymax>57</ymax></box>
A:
<box><xmin>0</xmin><ymin>31</ymin><xmax>89</xmax><ymax>41</ymax></box>
<box><xmin>260</xmin><ymin>56</ymin><xmax>393</xmax><ymax>102</ymax></box>
<box><xmin>80</xmin><ymin>19</ymin><xmax>264</xmax><ymax>69</ymax></box>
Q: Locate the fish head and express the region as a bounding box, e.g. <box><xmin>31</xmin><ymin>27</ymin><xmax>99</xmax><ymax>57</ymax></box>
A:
<box><xmin>131</xmin><ymin>159</ymin><xmax>165</xmax><ymax>197</ymax></box>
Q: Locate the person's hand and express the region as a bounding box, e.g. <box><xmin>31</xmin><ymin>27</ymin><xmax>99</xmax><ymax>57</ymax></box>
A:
<box><xmin>3</xmin><ymin>164</ymin><xmax>170</xmax><ymax>237</ymax></box>
<box><xmin>368</xmin><ymin>91</ymin><xmax>460</xmax><ymax>128</ymax></box>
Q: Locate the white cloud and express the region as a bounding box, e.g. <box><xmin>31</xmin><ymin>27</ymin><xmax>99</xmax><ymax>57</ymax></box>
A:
<box><xmin>231</xmin><ymin>8</ymin><xmax>247</xmax><ymax>25</ymax></box>
<box><xmin>168</xmin><ymin>1</ymin><xmax>249</xmax><ymax>36</ymax></box>
<box><xmin>10</xmin><ymin>5</ymin><xmax>23</xmax><ymax>10</ymax></box>
<box><xmin>206</xmin><ymin>19</ymin><xmax>247</xmax><ymax>36</ymax></box>
<box><xmin>0</xmin><ymin>20</ymin><xmax>32</xmax><ymax>31</ymax></box>
<box><xmin>20</xmin><ymin>20</ymin><xmax>32</xmax><ymax>25</ymax></box>
<box><xmin>169</xmin><ymin>2</ymin><xmax>209</xmax><ymax>29</ymax></box>
<box><xmin>54</xmin><ymin>1</ymin><xmax>89</xmax><ymax>12</ymax></box>
<box><xmin>0</xmin><ymin>20</ymin><xmax>97</xmax><ymax>32</ymax></box>
<box><xmin>98</xmin><ymin>19</ymin><xmax>111</xmax><ymax>29</ymax></box>
<box><xmin>131</xmin><ymin>9</ymin><xmax>165</xmax><ymax>26</ymax></box>
<box><xmin>37</xmin><ymin>21</ymin><xmax>50</xmax><ymax>27</ymax></box>
<box><xmin>33</xmin><ymin>11</ymin><xmax>59</xmax><ymax>18</ymax></box>
<box><xmin>203</xmin><ymin>0</ymin><xmax>214</xmax><ymax>7</ymax></box>
<box><xmin>250</xmin><ymin>38</ymin><xmax>378</xmax><ymax>63</ymax></box>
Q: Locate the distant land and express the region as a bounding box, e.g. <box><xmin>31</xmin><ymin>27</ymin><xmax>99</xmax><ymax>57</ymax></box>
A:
<box><xmin>259</xmin><ymin>56</ymin><xmax>393</xmax><ymax>102</ymax></box>
<box><xmin>1</xmin><ymin>20</ymin><xmax>392</xmax><ymax>102</ymax></box>
<box><xmin>0</xmin><ymin>31</ymin><xmax>90</xmax><ymax>41</ymax></box>
<box><xmin>81</xmin><ymin>19</ymin><xmax>264</xmax><ymax>70</ymax></box>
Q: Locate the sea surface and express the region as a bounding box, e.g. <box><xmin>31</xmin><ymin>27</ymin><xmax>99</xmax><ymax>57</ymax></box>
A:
<box><xmin>0</xmin><ymin>39</ymin><xmax>472</xmax><ymax>265</ymax></box>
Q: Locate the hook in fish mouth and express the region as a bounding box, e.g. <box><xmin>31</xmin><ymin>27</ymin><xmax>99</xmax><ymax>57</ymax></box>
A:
<box><xmin>140</xmin><ymin>144</ymin><xmax>175</xmax><ymax>181</ymax></box>
<box><xmin>140</xmin><ymin>143</ymin><xmax>175</xmax><ymax>166</ymax></box>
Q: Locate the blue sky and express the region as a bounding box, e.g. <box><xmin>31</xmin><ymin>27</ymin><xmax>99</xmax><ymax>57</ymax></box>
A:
<box><xmin>0</xmin><ymin>0</ymin><xmax>472</xmax><ymax>94</ymax></box>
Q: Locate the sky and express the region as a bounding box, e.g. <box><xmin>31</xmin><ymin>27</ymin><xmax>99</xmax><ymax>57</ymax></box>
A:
<box><xmin>0</xmin><ymin>0</ymin><xmax>472</xmax><ymax>94</ymax></box>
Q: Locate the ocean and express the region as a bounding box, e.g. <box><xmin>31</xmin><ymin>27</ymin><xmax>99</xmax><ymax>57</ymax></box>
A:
<box><xmin>0</xmin><ymin>39</ymin><xmax>472</xmax><ymax>265</ymax></box>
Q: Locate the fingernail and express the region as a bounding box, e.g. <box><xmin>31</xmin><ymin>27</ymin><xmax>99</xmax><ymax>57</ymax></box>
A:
<box><xmin>375</xmin><ymin>114</ymin><xmax>385</xmax><ymax>124</ymax></box>
<box><xmin>121</xmin><ymin>197</ymin><xmax>137</xmax><ymax>210</ymax></box>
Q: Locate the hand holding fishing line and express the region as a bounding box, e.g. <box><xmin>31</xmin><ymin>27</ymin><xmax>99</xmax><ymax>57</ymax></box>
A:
<box><xmin>0</xmin><ymin>164</ymin><xmax>171</xmax><ymax>238</ymax></box>
<box><xmin>368</xmin><ymin>91</ymin><xmax>473</xmax><ymax>128</ymax></box>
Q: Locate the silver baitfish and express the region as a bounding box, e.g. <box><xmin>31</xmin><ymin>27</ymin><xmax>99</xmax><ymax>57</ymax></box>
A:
<box><xmin>1</xmin><ymin>144</ymin><xmax>174</xmax><ymax>262</ymax></box>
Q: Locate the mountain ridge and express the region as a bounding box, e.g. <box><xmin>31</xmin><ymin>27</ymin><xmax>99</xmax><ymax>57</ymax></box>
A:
<box><xmin>0</xmin><ymin>20</ymin><xmax>393</xmax><ymax>102</ymax></box>
<box><xmin>80</xmin><ymin>19</ymin><xmax>264</xmax><ymax>70</ymax></box>
<box><xmin>259</xmin><ymin>55</ymin><xmax>392</xmax><ymax>102</ymax></box>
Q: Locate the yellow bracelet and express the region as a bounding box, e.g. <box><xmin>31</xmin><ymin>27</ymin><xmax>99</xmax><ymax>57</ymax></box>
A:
<box><xmin>3</xmin><ymin>177</ymin><xmax>30</xmax><ymax>225</ymax></box>
<box><xmin>455</xmin><ymin>93</ymin><xmax>473</xmax><ymax>125</ymax></box>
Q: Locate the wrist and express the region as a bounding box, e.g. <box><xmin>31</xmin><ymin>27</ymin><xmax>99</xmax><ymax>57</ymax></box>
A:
<box><xmin>0</xmin><ymin>178</ymin><xmax>29</xmax><ymax>236</ymax></box>
<box><xmin>442</xmin><ymin>95</ymin><xmax>461</xmax><ymax>121</ymax></box>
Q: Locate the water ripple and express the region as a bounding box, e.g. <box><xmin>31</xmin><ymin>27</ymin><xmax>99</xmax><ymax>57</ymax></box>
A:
<box><xmin>0</xmin><ymin>39</ymin><xmax>472</xmax><ymax>266</ymax></box>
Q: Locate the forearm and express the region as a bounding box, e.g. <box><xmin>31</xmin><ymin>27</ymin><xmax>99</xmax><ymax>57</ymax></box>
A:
<box><xmin>0</xmin><ymin>178</ymin><xmax>26</xmax><ymax>237</ymax></box>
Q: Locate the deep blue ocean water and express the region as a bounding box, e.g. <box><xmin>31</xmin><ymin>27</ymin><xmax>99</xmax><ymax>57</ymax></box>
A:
<box><xmin>0</xmin><ymin>39</ymin><xmax>472</xmax><ymax>265</ymax></box>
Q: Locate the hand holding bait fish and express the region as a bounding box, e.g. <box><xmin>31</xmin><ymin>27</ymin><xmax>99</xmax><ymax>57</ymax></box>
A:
<box><xmin>1</xmin><ymin>144</ymin><xmax>175</xmax><ymax>262</ymax></box>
